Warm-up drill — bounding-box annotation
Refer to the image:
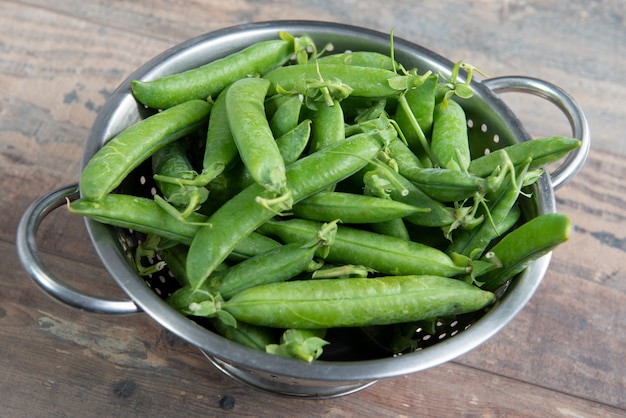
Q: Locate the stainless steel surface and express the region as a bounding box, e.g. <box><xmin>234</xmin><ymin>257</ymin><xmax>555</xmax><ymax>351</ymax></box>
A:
<box><xmin>16</xmin><ymin>183</ymin><xmax>140</xmax><ymax>314</ymax></box>
<box><xmin>482</xmin><ymin>76</ymin><xmax>590</xmax><ymax>190</ymax></box>
<box><xmin>16</xmin><ymin>20</ymin><xmax>588</xmax><ymax>397</ymax></box>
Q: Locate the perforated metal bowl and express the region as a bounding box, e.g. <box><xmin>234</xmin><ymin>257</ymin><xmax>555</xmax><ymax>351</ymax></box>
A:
<box><xmin>17</xmin><ymin>21</ymin><xmax>589</xmax><ymax>398</ymax></box>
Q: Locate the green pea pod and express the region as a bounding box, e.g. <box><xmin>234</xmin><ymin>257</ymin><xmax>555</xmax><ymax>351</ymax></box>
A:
<box><xmin>309</xmin><ymin>99</ymin><xmax>345</xmax><ymax>153</ymax></box>
<box><xmin>362</xmin><ymin>166</ymin><xmax>456</xmax><ymax>227</ymax></box>
<box><xmin>152</xmin><ymin>140</ymin><xmax>209</xmax><ymax>218</ymax></box>
<box><xmin>131</xmin><ymin>38</ymin><xmax>299</xmax><ymax>109</ymax></box>
<box><xmin>367</xmin><ymin>217</ymin><xmax>411</xmax><ymax>241</ymax></box>
<box><xmin>152</xmin><ymin>141</ymin><xmax>203</xmax><ymax>205</ymax></box>
<box><xmin>68</xmin><ymin>194</ymin><xmax>280</xmax><ymax>259</ymax></box>
<box><xmin>317</xmin><ymin>51</ymin><xmax>398</xmax><ymax>70</ymax></box>
<box><xmin>468</xmin><ymin>136</ymin><xmax>581</xmax><ymax>178</ymax></box>
<box><xmin>200</xmin><ymin>86</ymin><xmax>239</xmax><ymax>184</ymax></box>
<box><xmin>257</xmin><ymin>218</ymin><xmax>468</xmax><ymax>277</ymax></box>
<box><xmin>79</xmin><ymin>99</ymin><xmax>211</xmax><ymax>202</ymax></box>
<box><xmin>266</xmin><ymin>329</ymin><xmax>329</xmax><ymax>363</ymax></box>
<box><xmin>431</xmin><ymin>99</ymin><xmax>471</xmax><ymax>171</ymax></box>
<box><xmin>219</xmin><ymin>275</ymin><xmax>495</xmax><ymax>329</ymax></box>
<box><xmin>264</xmin><ymin>63</ymin><xmax>428</xmax><ymax>98</ymax></box>
<box><xmin>275</xmin><ymin>119</ymin><xmax>312</xmax><ymax>165</ymax></box>
<box><xmin>186</xmin><ymin>132</ymin><xmax>385</xmax><ymax>289</ymax></box>
<box><xmin>394</xmin><ymin>74</ymin><xmax>438</xmax><ymax>144</ymax></box>
<box><xmin>478</xmin><ymin>213</ymin><xmax>571</xmax><ymax>292</ymax></box>
<box><xmin>211</xmin><ymin>317</ymin><xmax>276</xmax><ymax>352</ymax></box>
<box><xmin>384</xmin><ymin>137</ymin><xmax>424</xmax><ymax>172</ymax></box>
<box><xmin>292</xmin><ymin>191</ymin><xmax>426</xmax><ymax>224</ymax></box>
<box><xmin>226</xmin><ymin>77</ymin><xmax>289</xmax><ymax>197</ymax></box>
<box><xmin>269</xmin><ymin>94</ymin><xmax>303</xmax><ymax>138</ymax></box>
<box><xmin>156</xmin><ymin>244</ymin><xmax>190</xmax><ymax>286</ymax></box>
<box><xmin>264</xmin><ymin>93</ymin><xmax>292</xmax><ymax>118</ymax></box>
<box><xmin>402</xmin><ymin>167</ymin><xmax>497</xmax><ymax>203</ymax></box>
<box><xmin>209</xmin><ymin>119</ymin><xmax>312</xmax><ymax>200</ymax></box>
<box><xmin>206</xmin><ymin>240</ymin><xmax>325</xmax><ymax>300</ymax></box>
<box><xmin>447</xmin><ymin>162</ymin><xmax>529</xmax><ymax>257</ymax></box>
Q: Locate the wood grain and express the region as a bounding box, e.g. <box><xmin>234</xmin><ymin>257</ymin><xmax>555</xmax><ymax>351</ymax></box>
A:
<box><xmin>2</xmin><ymin>0</ymin><xmax>625</xmax><ymax>416</ymax></box>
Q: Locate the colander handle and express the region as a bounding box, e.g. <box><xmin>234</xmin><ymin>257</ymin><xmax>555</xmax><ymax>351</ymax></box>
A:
<box><xmin>482</xmin><ymin>76</ymin><xmax>590</xmax><ymax>190</ymax></box>
<box><xmin>16</xmin><ymin>184</ymin><xmax>141</xmax><ymax>315</ymax></box>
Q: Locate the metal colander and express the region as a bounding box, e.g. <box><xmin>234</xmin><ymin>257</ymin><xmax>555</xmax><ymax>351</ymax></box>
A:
<box><xmin>17</xmin><ymin>21</ymin><xmax>589</xmax><ymax>398</ymax></box>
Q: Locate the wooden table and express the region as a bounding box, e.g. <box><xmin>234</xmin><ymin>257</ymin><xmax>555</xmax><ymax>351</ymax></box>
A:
<box><xmin>2</xmin><ymin>1</ymin><xmax>625</xmax><ymax>416</ymax></box>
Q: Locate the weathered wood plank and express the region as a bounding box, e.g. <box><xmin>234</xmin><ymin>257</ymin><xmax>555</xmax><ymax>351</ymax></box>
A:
<box><xmin>3</xmin><ymin>0</ymin><xmax>626</xmax><ymax>416</ymax></box>
<box><xmin>14</xmin><ymin>0</ymin><xmax>626</xmax><ymax>154</ymax></box>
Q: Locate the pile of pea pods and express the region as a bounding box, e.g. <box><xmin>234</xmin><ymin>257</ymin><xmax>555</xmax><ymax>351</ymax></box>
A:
<box><xmin>69</xmin><ymin>31</ymin><xmax>578</xmax><ymax>362</ymax></box>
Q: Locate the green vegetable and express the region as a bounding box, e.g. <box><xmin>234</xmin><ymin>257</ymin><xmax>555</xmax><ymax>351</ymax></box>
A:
<box><xmin>185</xmin><ymin>131</ymin><xmax>386</xmax><ymax>290</ymax></box>
<box><xmin>79</xmin><ymin>99</ymin><xmax>211</xmax><ymax>202</ymax></box>
<box><xmin>131</xmin><ymin>34</ymin><xmax>311</xmax><ymax>109</ymax></box>
<box><xmin>215</xmin><ymin>275</ymin><xmax>496</xmax><ymax>329</ymax></box>
<box><xmin>67</xmin><ymin>33</ymin><xmax>582</xmax><ymax>362</ymax></box>
<box><xmin>151</xmin><ymin>140</ymin><xmax>209</xmax><ymax>219</ymax></box>
<box><xmin>268</xmin><ymin>94</ymin><xmax>303</xmax><ymax>138</ymax></box>
<box><xmin>317</xmin><ymin>51</ymin><xmax>397</xmax><ymax>70</ymax></box>
<box><xmin>264</xmin><ymin>63</ymin><xmax>429</xmax><ymax>99</ymax></box>
<box><xmin>309</xmin><ymin>98</ymin><xmax>345</xmax><ymax>153</ymax></box>
<box><xmin>68</xmin><ymin>194</ymin><xmax>279</xmax><ymax>259</ymax></box>
<box><xmin>258</xmin><ymin>218</ymin><xmax>469</xmax><ymax>277</ymax></box>
<box><xmin>431</xmin><ymin>99</ymin><xmax>471</xmax><ymax>171</ymax></box>
<box><xmin>204</xmin><ymin>221</ymin><xmax>335</xmax><ymax>299</ymax></box>
<box><xmin>226</xmin><ymin>77</ymin><xmax>290</xmax><ymax>198</ymax></box>
<box><xmin>292</xmin><ymin>191</ymin><xmax>426</xmax><ymax>224</ymax></box>
<box><xmin>266</xmin><ymin>329</ymin><xmax>329</xmax><ymax>363</ymax></box>
<box><xmin>478</xmin><ymin>213</ymin><xmax>571</xmax><ymax>291</ymax></box>
<box><xmin>468</xmin><ymin>136</ymin><xmax>581</xmax><ymax>177</ymax></box>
